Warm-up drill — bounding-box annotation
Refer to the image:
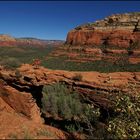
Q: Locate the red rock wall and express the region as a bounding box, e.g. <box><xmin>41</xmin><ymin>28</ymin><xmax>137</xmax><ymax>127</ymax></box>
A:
<box><xmin>0</xmin><ymin>41</ymin><xmax>16</xmax><ymax>47</ymax></box>
<box><xmin>66</xmin><ymin>30</ymin><xmax>140</xmax><ymax>48</ymax></box>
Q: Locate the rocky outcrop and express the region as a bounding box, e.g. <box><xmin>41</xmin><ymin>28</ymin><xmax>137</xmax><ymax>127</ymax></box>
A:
<box><xmin>0</xmin><ymin>64</ymin><xmax>140</xmax><ymax>112</ymax></box>
<box><xmin>0</xmin><ymin>64</ymin><xmax>140</xmax><ymax>138</ymax></box>
<box><xmin>66</xmin><ymin>12</ymin><xmax>140</xmax><ymax>48</ymax></box>
<box><xmin>0</xmin><ymin>34</ymin><xmax>64</xmax><ymax>47</ymax></box>
<box><xmin>0</xmin><ymin>110</ymin><xmax>69</xmax><ymax>139</ymax></box>
<box><xmin>0</xmin><ymin>66</ymin><xmax>73</xmax><ymax>139</ymax></box>
<box><xmin>0</xmin><ymin>82</ymin><xmax>42</xmax><ymax>123</ymax></box>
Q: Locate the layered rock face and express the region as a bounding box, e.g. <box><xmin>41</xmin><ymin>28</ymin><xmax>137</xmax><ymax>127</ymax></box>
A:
<box><xmin>0</xmin><ymin>34</ymin><xmax>64</xmax><ymax>47</ymax></box>
<box><xmin>66</xmin><ymin>12</ymin><xmax>140</xmax><ymax>48</ymax></box>
<box><xmin>0</xmin><ymin>64</ymin><xmax>140</xmax><ymax>112</ymax></box>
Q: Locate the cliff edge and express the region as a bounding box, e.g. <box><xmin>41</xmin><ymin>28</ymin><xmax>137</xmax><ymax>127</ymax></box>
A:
<box><xmin>66</xmin><ymin>12</ymin><xmax>140</xmax><ymax>48</ymax></box>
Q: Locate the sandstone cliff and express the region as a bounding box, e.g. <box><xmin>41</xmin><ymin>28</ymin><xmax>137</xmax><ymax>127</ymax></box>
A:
<box><xmin>66</xmin><ymin>12</ymin><xmax>140</xmax><ymax>48</ymax></box>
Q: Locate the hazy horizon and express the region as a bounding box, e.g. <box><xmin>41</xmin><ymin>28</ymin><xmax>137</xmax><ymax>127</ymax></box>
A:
<box><xmin>0</xmin><ymin>1</ymin><xmax>140</xmax><ymax>40</ymax></box>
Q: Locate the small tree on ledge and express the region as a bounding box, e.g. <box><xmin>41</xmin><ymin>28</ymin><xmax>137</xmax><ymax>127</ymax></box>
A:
<box><xmin>32</xmin><ymin>59</ymin><xmax>41</xmax><ymax>69</ymax></box>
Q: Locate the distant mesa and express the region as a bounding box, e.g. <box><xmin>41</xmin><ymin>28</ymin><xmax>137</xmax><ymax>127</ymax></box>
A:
<box><xmin>0</xmin><ymin>34</ymin><xmax>64</xmax><ymax>47</ymax></box>
<box><xmin>0</xmin><ymin>34</ymin><xmax>16</xmax><ymax>41</ymax></box>
<box><xmin>66</xmin><ymin>12</ymin><xmax>140</xmax><ymax>48</ymax></box>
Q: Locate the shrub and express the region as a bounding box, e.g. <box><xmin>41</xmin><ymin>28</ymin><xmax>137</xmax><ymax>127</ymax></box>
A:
<box><xmin>129</xmin><ymin>41</ymin><xmax>139</xmax><ymax>50</ymax></box>
<box><xmin>8</xmin><ymin>133</ymin><xmax>18</xmax><ymax>139</ymax></box>
<box><xmin>127</xmin><ymin>41</ymin><xmax>139</xmax><ymax>55</ymax></box>
<box><xmin>107</xmin><ymin>92</ymin><xmax>140</xmax><ymax>139</ymax></box>
<box><xmin>23</xmin><ymin>128</ymin><xmax>34</xmax><ymax>139</ymax></box>
<box><xmin>15</xmin><ymin>70</ymin><xmax>22</xmax><ymax>78</ymax></box>
<box><xmin>65</xmin><ymin>124</ymin><xmax>77</xmax><ymax>133</ymax></box>
<box><xmin>41</xmin><ymin>82</ymin><xmax>140</xmax><ymax>139</ymax></box>
<box><xmin>100</xmin><ymin>45</ymin><xmax>108</xmax><ymax>53</ymax></box>
<box><xmin>37</xmin><ymin>128</ymin><xmax>56</xmax><ymax>138</ymax></box>
<box><xmin>41</xmin><ymin>82</ymin><xmax>101</xmax><ymax>138</ymax></box>
<box><xmin>72</xmin><ymin>74</ymin><xmax>83</xmax><ymax>81</ymax></box>
<box><xmin>41</xmin><ymin>82</ymin><xmax>84</xmax><ymax>120</ymax></box>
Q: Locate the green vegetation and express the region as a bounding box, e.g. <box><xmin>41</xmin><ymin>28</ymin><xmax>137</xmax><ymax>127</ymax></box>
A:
<box><xmin>41</xmin><ymin>82</ymin><xmax>100</xmax><ymax>137</ymax></box>
<box><xmin>92</xmin><ymin>91</ymin><xmax>140</xmax><ymax>139</ymax></box>
<box><xmin>129</xmin><ymin>41</ymin><xmax>140</xmax><ymax>51</ymax></box>
<box><xmin>8</xmin><ymin>128</ymin><xmax>34</xmax><ymax>139</ymax></box>
<box><xmin>0</xmin><ymin>45</ymin><xmax>140</xmax><ymax>72</ymax></box>
<box><xmin>41</xmin><ymin>82</ymin><xmax>98</xmax><ymax>121</ymax></box>
<box><xmin>65</xmin><ymin>124</ymin><xmax>77</xmax><ymax>133</ymax></box>
<box><xmin>100</xmin><ymin>45</ymin><xmax>125</xmax><ymax>50</ymax></box>
<box><xmin>106</xmin><ymin>92</ymin><xmax>140</xmax><ymax>139</ymax></box>
<box><xmin>23</xmin><ymin>130</ymin><xmax>34</xmax><ymax>139</ymax></box>
<box><xmin>99</xmin><ymin>45</ymin><xmax>108</xmax><ymax>53</ymax></box>
<box><xmin>42</xmin><ymin>56</ymin><xmax>140</xmax><ymax>72</ymax></box>
<box><xmin>41</xmin><ymin>82</ymin><xmax>140</xmax><ymax>139</ymax></box>
<box><xmin>8</xmin><ymin>127</ymin><xmax>57</xmax><ymax>139</ymax></box>
<box><xmin>37</xmin><ymin>128</ymin><xmax>56</xmax><ymax>138</ymax></box>
<box><xmin>0</xmin><ymin>46</ymin><xmax>54</xmax><ymax>69</ymax></box>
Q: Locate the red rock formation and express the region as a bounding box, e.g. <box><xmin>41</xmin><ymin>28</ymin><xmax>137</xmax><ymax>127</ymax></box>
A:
<box><xmin>0</xmin><ymin>83</ymin><xmax>42</xmax><ymax>123</ymax></box>
<box><xmin>66</xmin><ymin>12</ymin><xmax>140</xmax><ymax>48</ymax></box>
<box><xmin>0</xmin><ymin>64</ymin><xmax>140</xmax><ymax>138</ymax></box>
<box><xmin>0</xmin><ymin>77</ymin><xmax>71</xmax><ymax>139</ymax></box>
<box><xmin>0</xmin><ymin>64</ymin><xmax>140</xmax><ymax>110</ymax></box>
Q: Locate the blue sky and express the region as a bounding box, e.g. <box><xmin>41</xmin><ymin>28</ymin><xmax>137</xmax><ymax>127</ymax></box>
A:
<box><xmin>0</xmin><ymin>1</ymin><xmax>139</xmax><ymax>40</ymax></box>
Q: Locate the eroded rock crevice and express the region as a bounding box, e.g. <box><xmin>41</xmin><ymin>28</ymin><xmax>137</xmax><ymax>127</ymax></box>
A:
<box><xmin>29</xmin><ymin>85</ymin><xmax>43</xmax><ymax>109</ymax></box>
